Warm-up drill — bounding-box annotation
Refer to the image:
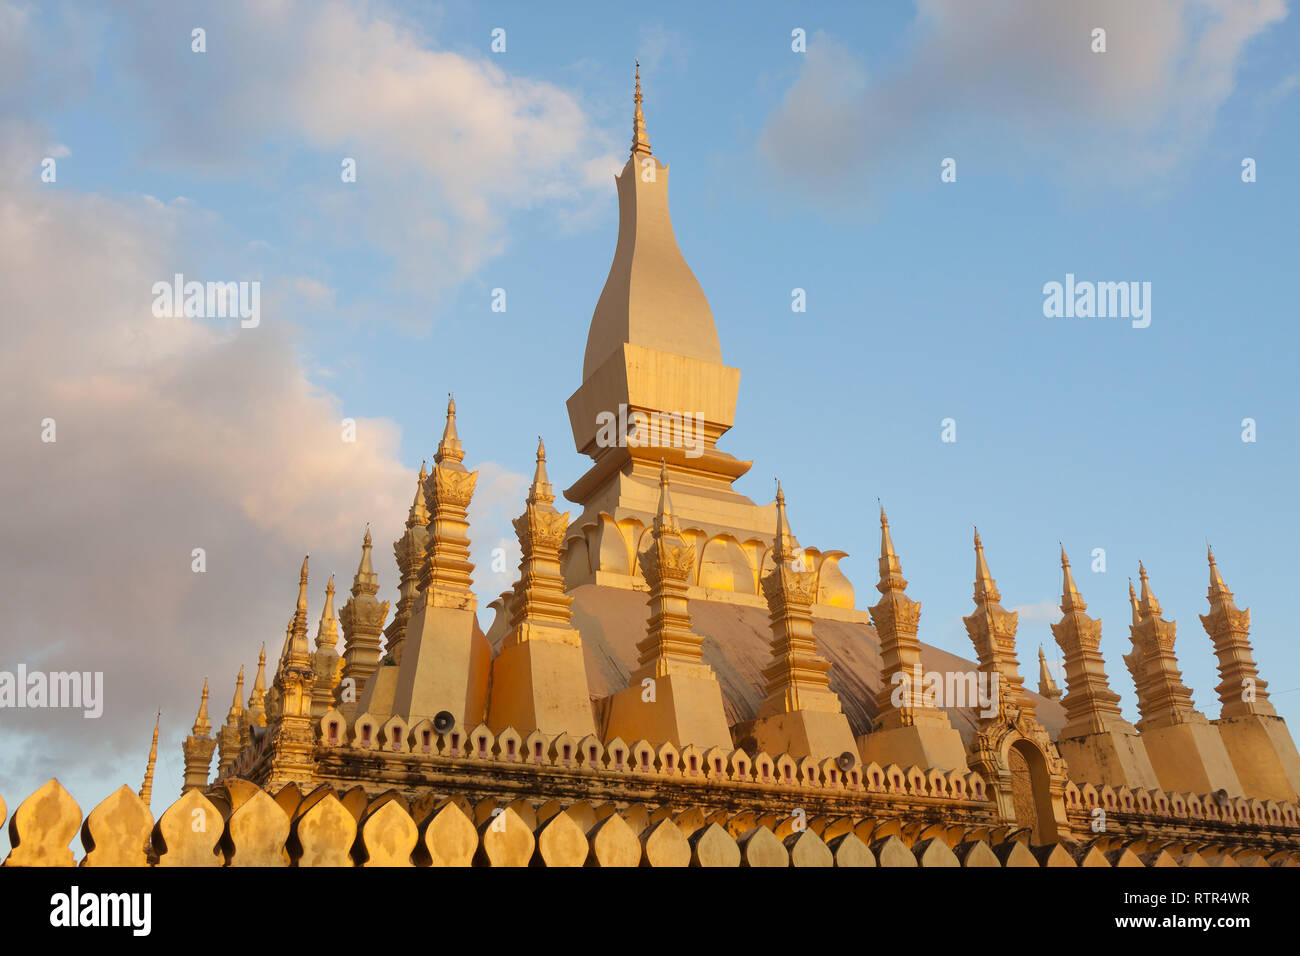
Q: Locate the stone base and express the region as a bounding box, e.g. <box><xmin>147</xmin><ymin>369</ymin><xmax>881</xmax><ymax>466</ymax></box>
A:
<box><xmin>746</xmin><ymin>708</ymin><xmax>858</xmax><ymax>764</ymax></box>
<box><xmin>389</xmin><ymin>600</ymin><xmax>491</xmax><ymax>728</ymax></box>
<box><xmin>1057</xmin><ymin>727</ymin><xmax>1161</xmax><ymax>789</ymax></box>
<box><xmin>856</xmin><ymin>721</ymin><xmax>970</xmax><ymax>773</ymax></box>
<box><xmin>487</xmin><ymin>626</ymin><xmax>598</xmax><ymax>740</ymax></box>
<box><xmin>1142</xmin><ymin>720</ymin><xmax>1243</xmax><ymax>797</ymax></box>
<box><xmin>602</xmin><ymin>672</ymin><xmax>733</xmax><ymax>752</ymax></box>
<box><xmin>1215</xmin><ymin>714</ymin><xmax>1300</xmax><ymax>802</ymax></box>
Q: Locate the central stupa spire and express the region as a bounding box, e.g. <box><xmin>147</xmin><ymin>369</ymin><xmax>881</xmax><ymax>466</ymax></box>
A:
<box><xmin>632</xmin><ymin>58</ymin><xmax>652</xmax><ymax>158</ymax></box>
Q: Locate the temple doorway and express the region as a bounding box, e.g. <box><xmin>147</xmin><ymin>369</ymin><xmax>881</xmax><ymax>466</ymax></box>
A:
<box><xmin>1008</xmin><ymin>739</ymin><xmax>1056</xmax><ymax>843</ymax></box>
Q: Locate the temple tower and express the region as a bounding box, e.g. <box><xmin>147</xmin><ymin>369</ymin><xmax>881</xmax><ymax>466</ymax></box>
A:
<box><xmin>1049</xmin><ymin>547</ymin><xmax>1159</xmax><ymax>788</ymax></box>
<box><xmin>741</xmin><ymin>483</ymin><xmax>856</xmax><ymax>762</ymax></box>
<box><xmin>964</xmin><ymin>531</ymin><xmax>1069</xmax><ymax>843</ymax></box>
<box><xmin>382</xmin><ymin>397</ymin><xmax>492</xmax><ymax>728</ymax></box>
<box><xmin>265</xmin><ymin>557</ymin><xmax>320</xmax><ymax>788</ymax></box>
<box><xmin>559</xmin><ymin>65</ymin><xmax>857</xmax><ymax>615</ymax></box>
<box><xmin>963</xmin><ymin>529</ymin><xmax>1033</xmax><ymax>720</ymax></box>
<box><xmin>1200</xmin><ymin>548</ymin><xmax>1300</xmax><ymax>800</ymax></box>
<box><xmin>488</xmin><ymin>439</ymin><xmax>598</xmax><ymax>739</ymax></box>
<box><xmin>242</xmin><ymin>645</ymin><xmax>267</xmax><ymax>748</ymax></box>
<box><xmin>181</xmin><ymin>680</ymin><xmax>216</xmax><ymax>793</ymax></box>
<box><xmin>380</xmin><ymin>465</ymin><xmax>428</xmax><ymax>668</ymax></box>
<box><xmin>1127</xmin><ymin>562</ymin><xmax>1242</xmax><ymax>796</ymax></box>
<box><xmin>603</xmin><ymin>463</ymin><xmax>733</xmax><ymax>751</ymax></box>
<box><xmin>310</xmin><ymin>575</ymin><xmax>343</xmax><ymax>719</ymax></box>
<box><xmin>217</xmin><ymin>666</ymin><xmax>244</xmax><ymax>776</ymax></box>
<box><xmin>857</xmin><ymin>508</ymin><xmax>968</xmax><ymax>771</ymax></box>
<box><xmin>139</xmin><ymin>711</ymin><xmax>160</xmax><ymax>808</ymax></box>
<box><xmin>338</xmin><ymin>527</ymin><xmax>390</xmax><ymax>711</ymax></box>
<box><xmin>1037</xmin><ymin>648</ymin><xmax>1061</xmax><ymax>701</ymax></box>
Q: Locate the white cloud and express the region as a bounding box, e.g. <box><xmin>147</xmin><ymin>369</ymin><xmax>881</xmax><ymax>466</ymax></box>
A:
<box><xmin>760</xmin><ymin>0</ymin><xmax>1289</xmax><ymax>195</ymax></box>
<box><xmin>116</xmin><ymin>0</ymin><xmax>615</xmax><ymax>308</ymax></box>
<box><xmin>0</xmin><ymin>137</ymin><xmax>526</xmax><ymax>827</ymax></box>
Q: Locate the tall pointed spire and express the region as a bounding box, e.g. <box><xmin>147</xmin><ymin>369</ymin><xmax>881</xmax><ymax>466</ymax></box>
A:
<box><xmin>1137</xmin><ymin>561</ymin><xmax>1161</xmax><ymax>617</ymax></box>
<box><xmin>1128</xmin><ymin>577</ymin><xmax>1140</xmax><ymax>625</ymax></box>
<box><xmin>181</xmin><ymin>681</ymin><xmax>216</xmax><ymax>793</ymax></box>
<box><xmin>527</xmin><ymin>436</ymin><xmax>554</xmax><ymax>505</ymax></box>
<box><xmin>488</xmin><ymin>436</ymin><xmax>595</xmax><ymax>739</ymax></box>
<box><xmin>1049</xmin><ymin>548</ymin><xmax>1160</xmax><ymax>789</ymax></box>
<box><xmin>435</xmin><ymin>393</ymin><xmax>464</xmax><ymax>465</ymax></box>
<box><xmin>1037</xmin><ymin>646</ymin><xmax>1062</xmax><ymax>700</ymax></box>
<box><xmin>1200</xmin><ymin>548</ymin><xmax>1273</xmax><ymax>718</ymax></box>
<box><xmin>877</xmin><ymin>504</ymin><xmax>905</xmax><ymax>591</ymax></box>
<box><xmin>963</xmin><ymin>528</ymin><xmax>1031</xmax><ymax>720</ymax></box>
<box><xmin>385</xmin><ymin>465</ymin><xmax>431</xmax><ymax>667</ymax></box>
<box><xmin>266</xmin><ymin>563</ymin><xmax>322</xmax><ymax>787</ymax></box>
<box><xmin>973</xmin><ymin>527</ymin><xmax>1000</xmax><ymax>604</ymax></box>
<box><xmin>631</xmin><ymin>58</ymin><xmax>652</xmax><ymax>158</ymax></box>
<box><xmin>315</xmin><ymin>575</ymin><xmax>339</xmax><ymax>650</ymax></box>
<box><xmin>408</xmin><ymin>461</ymin><xmax>430</xmax><ymax>526</ymax></box>
<box><xmin>750</xmin><ymin>482</ymin><xmax>855</xmax><ymax>761</ymax></box>
<box><xmin>653</xmin><ymin>460</ymin><xmax>678</xmax><ymax>535</ymax></box>
<box><xmin>342</xmin><ymin>523</ymin><xmax>391</xmax><ymax>686</ymax></box>
<box><xmin>192</xmin><ymin>678</ymin><xmax>211</xmax><ymax>736</ymax></box>
<box><xmin>861</xmin><ymin>507</ymin><xmax>969</xmax><ymax>772</ymax></box>
<box><xmin>384</xmin><ymin>390</ymin><xmax>490</xmax><ymax>730</ymax></box>
<box><xmin>604</xmin><ymin>460</ymin><xmax>732</xmax><ymax>751</ymax></box>
<box><xmin>244</xmin><ymin>644</ymin><xmax>267</xmax><ymax>741</ymax></box>
<box><xmin>771</xmin><ymin>479</ymin><xmax>799</xmax><ymax>562</ymax></box>
<box><xmin>1128</xmin><ymin>563</ymin><xmax>1200</xmax><ymax>730</ymax></box>
<box><xmin>285</xmin><ymin>557</ymin><xmax>312</xmax><ymax>668</ymax></box>
<box><xmin>139</xmin><ymin>710</ymin><xmax>160</xmax><ymax>806</ymax></box>
<box><xmin>217</xmin><ymin>666</ymin><xmax>245</xmax><ymax>777</ymax></box>
<box><xmin>1052</xmin><ymin>546</ymin><xmax>1128</xmax><ymax>734</ymax></box>
<box><xmin>1060</xmin><ymin>543</ymin><xmax>1084</xmax><ymax>612</ymax></box>
<box><xmin>311</xmin><ymin>574</ymin><xmax>344</xmax><ymax>719</ymax></box>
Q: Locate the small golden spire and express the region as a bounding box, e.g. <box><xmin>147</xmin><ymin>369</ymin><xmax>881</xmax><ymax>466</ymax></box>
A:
<box><xmin>436</xmin><ymin>393</ymin><xmax>465</xmax><ymax>464</ymax></box>
<box><xmin>192</xmin><ymin>679</ymin><xmax>211</xmax><ymax>737</ymax></box>
<box><xmin>527</xmin><ymin>435</ymin><xmax>554</xmax><ymax>505</ymax></box>
<box><xmin>226</xmin><ymin>666</ymin><xmax>245</xmax><ymax>722</ymax></box>
<box><xmin>1128</xmin><ymin>577</ymin><xmax>1141</xmax><ymax>625</ymax></box>
<box><xmin>631</xmin><ymin>59</ymin><xmax>653</xmax><ymax>158</ymax></box>
<box><xmin>1037</xmin><ymin>646</ymin><xmax>1061</xmax><ymax>700</ymax></box>
<box><xmin>1060</xmin><ymin>544</ymin><xmax>1086</xmax><ymax>612</ymax></box>
<box><xmin>251</xmin><ymin>644</ymin><xmax>267</xmax><ymax>700</ymax></box>
<box><xmin>972</xmin><ymin>526</ymin><xmax>1000</xmax><ymax>605</ymax></box>
<box><xmin>1207</xmin><ymin>544</ymin><xmax>1228</xmax><ymax>595</ymax></box>
<box><xmin>772</xmin><ymin>478</ymin><xmax>798</xmax><ymax>562</ymax></box>
<box><xmin>1137</xmin><ymin>561</ymin><xmax>1161</xmax><ymax>616</ymax></box>
<box><xmin>296</xmin><ymin>555</ymin><xmax>310</xmax><ymax>611</ymax></box>
<box><xmin>654</xmin><ymin>459</ymin><xmax>678</xmax><ymax>534</ymax></box>
<box><xmin>358</xmin><ymin>525</ymin><xmax>375</xmax><ymax>576</ymax></box>
<box><xmin>139</xmin><ymin>710</ymin><xmax>160</xmax><ymax>806</ymax></box>
<box><xmin>316</xmin><ymin>575</ymin><xmax>339</xmax><ymax>650</ymax></box>
<box><xmin>876</xmin><ymin>504</ymin><xmax>907</xmax><ymax>593</ymax></box>
<box><xmin>408</xmin><ymin>463</ymin><xmax>430</xmax><ymax>526</ymax></box>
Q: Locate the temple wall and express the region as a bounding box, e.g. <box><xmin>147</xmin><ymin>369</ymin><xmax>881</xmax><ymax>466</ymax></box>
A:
<box><xmin>5</xmin><ymin>775</ymin><xmax>1296</xmax><ymax>868</ymax></box>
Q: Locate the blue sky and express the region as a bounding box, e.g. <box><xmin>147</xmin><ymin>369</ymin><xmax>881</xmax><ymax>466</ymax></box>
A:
<box><xmin>1</xmin><ymin>0</ymin><xmax>1298</xmax><ymax>829</ymax></box>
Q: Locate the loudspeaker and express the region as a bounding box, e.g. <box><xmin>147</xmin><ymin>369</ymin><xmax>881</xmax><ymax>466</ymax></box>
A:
<box><xmin>836</xmin><ymin>751</ymin><xmax>857</xmax><ymax>772</ymax></box>
<box><xmin>432</xmin><ymin>710</ymin><xmax>456</xmax><ymax>734</ymax></box>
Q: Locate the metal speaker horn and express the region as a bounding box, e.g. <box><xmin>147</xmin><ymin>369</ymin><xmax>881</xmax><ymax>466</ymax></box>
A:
<box><xmin>836</xmin><ymin>751</ymin><xmax>857</xmax><ymax>773</ymax></box>
<box><xmin>1213</xmin><ymin>789</ymin><xmax>1231</xmax><ymax>807</ymax></box>
<box><xmin>432</xmin><ymin>710</ymin><xmax>456</xmax><ymax>735</ymax></box>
